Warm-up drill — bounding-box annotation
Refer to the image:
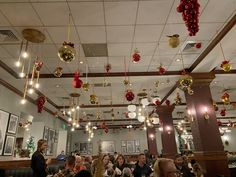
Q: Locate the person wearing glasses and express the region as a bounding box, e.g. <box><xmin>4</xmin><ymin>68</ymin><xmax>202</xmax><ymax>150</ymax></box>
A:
<box><xmin>153</xmin><ymin>158</ymin><xmax>182</xmax><ymax>177</ymax></box>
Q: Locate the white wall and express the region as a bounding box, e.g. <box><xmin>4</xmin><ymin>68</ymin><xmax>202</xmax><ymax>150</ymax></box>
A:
<box><xmin>0</xmin><ymin>84</ymin><xmax>66</xmax><ymax>158</ymax></box>
<box><xmin>57</xmin><ymin>130</ymin><xmax>68</xmax><ymax>155</ymax></box>
<box><xmin>221</xmin><ymin>128</ymin><xmax>236</xmax><ymax>152</ymax></box>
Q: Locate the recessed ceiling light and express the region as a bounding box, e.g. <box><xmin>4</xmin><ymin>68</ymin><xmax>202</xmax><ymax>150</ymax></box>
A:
<box><xmin>80</xmin><ymin>61</ymin><xmax>84</xmax><ymax>64</ymax></box>
<box><xmin>214</xmin><ymin>81</ymin><xmax>218</xmax><ymax>84</ymax></box>
<box><xmin>55</xmin><ymin>84</ymin><xmax>60</xmax><ymax>88</ymax></box>
<box><xmin>176</xmin><ymin>58</ymin><xmax>181</xmax><ymax>62</ymax></box>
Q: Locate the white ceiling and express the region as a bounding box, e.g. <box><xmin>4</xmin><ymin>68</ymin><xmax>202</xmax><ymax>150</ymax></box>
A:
<box><xmin>0</xmin><ymin>0</ymin><xmax>236</xmax><ymax>123</ymax></box>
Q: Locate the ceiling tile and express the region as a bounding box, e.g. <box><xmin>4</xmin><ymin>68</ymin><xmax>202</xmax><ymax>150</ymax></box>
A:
<box><xmin>0</xmin><ymin>12</ymin><xmax>10</xmax><ymax>26</ymax></box>
<box><xmin>131</xmin><ymin>43</ymin><xmax>156</xmax><ymax>56</ymax></box>
<box><xmin>134</xmin><ymin>25</ymin><xmax>163</xmax><ymax>42</ymax></box>
<box><xmin>32</xmin><ymin>2</ymin><xmax>69</xmax><ymax>26</ymax></box>
<box><xmin>107</xmin><ymin>43</ymin><xmax>132</xmax><ymax>57</ymax></box>
<box><xmin>0</xmin><ymin>3</ymin><xmax>42</xmax><ymax>26</ymax></box>
<box><xmin>86</xmin><ymin>57</ymin><xmax>107</xmax><ymax>68</ymax></box>
<box><xmin>200</xmin><ymin>0</ymin><xmax>236</xmax><ymax>23</ymax></box>
<box><xmin>105</xmin><ymin>1</ymin><xmax>138</xmax><ymax>25</ymax></box>
<box><xmin>77</xmin><ymin>26</ymin><xmax>106</xmax><ymax>43</ymax></box>
<box><xmin>46</xmin><ymin>26</ymin><xmax>79</xmax><ymax>44</ymax></box>
<box><xmin>155</xmin><ymin>41</ymin><xmax>182</xmax><ymax>56</ymax></box>
<box><xmin>137</xmin><ymin>0</ymin><xmax>174</xmax><ymax>24</ymax></box>
<box><xmin>107</xmin><ymin>26</ymin><xmax>134</xmax><ymax>43</ymax></box>
<box><xmin>69</xmin><ymin>2</ymin><xmax>105</xmax><ymax>25</ymax></box>
<box><xmin>41</xmin><ymin>44</ymin><xmax>59</xmax><ymax>58</ymax></box>
<box><xmin>0</xmin><ymin>46</ymin><xmax>13</xmax><ymax>57</ymax></box>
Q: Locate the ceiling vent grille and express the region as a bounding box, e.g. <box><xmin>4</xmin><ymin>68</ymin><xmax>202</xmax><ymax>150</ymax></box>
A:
<box><xmin>94</xmin><ymin>83</ymin><xmax>111</xmax><ymax>87</ymax></box>
<box><xmin>82</xmin><ymin>43</ymin><xmax>108</xmax><ymax>57</ymax></box>
<box><xmin>0</xmin><ymin>30</ymin><xmax>19</xmax><ymax>42</ymax></box>
<box><xmin>181</xmin><ymin>41</ymin><xmax>197</xmax><ymax>52</ymax></box>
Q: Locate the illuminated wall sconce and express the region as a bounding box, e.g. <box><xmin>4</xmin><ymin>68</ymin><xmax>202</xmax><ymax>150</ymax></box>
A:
<box><xmin>204</xmin><ymin>107</ymin><xmax>210</xmax><ymax>120</ymax></box>
<box><xmin>165</xmin><ymin>126</ymin><xmax>172</xmax><ymax>134</ymax></box>
<box><xmin>149</xmin><ymin>134</ymin><xmax>155</xmax><ymax>141</ymax></box>
<box><xmin>187</xmin><ymin>109</ymin><xmax>194</xmax><ymax>122</ymax></box>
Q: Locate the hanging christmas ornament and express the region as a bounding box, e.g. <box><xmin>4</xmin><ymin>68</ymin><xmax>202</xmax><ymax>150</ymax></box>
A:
<box><xmin>179</xmin><ymin>72</ymin><xmax>193</xmax><ymax>92</ymax></box>
<box><xmin>58</xmin><ymin>14</ymin><xmax>76</xmax><ymax>63</ymax></box>
<box><xmin>90</xmin><ymin>94</ymin><xmax>98</xmax><ymax>104</ymax></box>
<box><xmin>72</xmin><ymin>71</ymin><xmax>83</xmax><ymax>88</ymax></box>
<box><xmin>125</xmin><ymin>90</ymin><xmax>135</xmax><ymax>102</ymax></box>
<box><xmin>37</xmin><ymin>96</ymin><xmax>46</xmax><ymax>113</ymax></box>
<box><xmin>217</xmin><ymin>121</ymin><xmax>222</xmax><ymax>126</ymax></box>
<box><xmin>174</xmin><ymin>92</ymin><xmax>182</xmax><ymax>105</ymax></box>
<box><xmin>105</xmin><ymin>63</ymin><xmax>111</xmax><ymax>73</ymax></box>
<box><xmin>219</xmin><ymin>42</ymin><xmax>232</xmax><ymax>72</ymax></box>
<box><xmin>83</xmin><ymin>83</ymin><xmax>90</xmax><ymax>92</ymax></box>
<box><xmin>177</xmin><ymin>0</ymin><xmax>200</xmax><ymax>36</ymax></box>
<box><xmin>221</xmin><ymin>92</ymin><xmax>230</xmax><ymax>104</ymax></box>
<box><xmin>155</xmin><ymin>99</ymin><xmax>161</xmax><ymax>106</ymax></box>
<box><xmin>165</xmin><ymin>99</ymin><xmax>171</xmax><ymax>106</ymax></box>
<box><xmin>220</xmin><ymin>108</ymin><xmax>226</xmax><ymax>117</ymax></box>
<box><xmin>195</xmin><ymin>42</ymin><xmax>202</xmax><ymax>49</ymax></box>
<box><xmin>159</xmin><ymin>64</ymin><xmax>166</xmax><ymax>75</ymax></box>
<box><xmin>213</xmin><ymin>101</ymin><xmax>219</xmax><ymax>111</ymax></box>
<box><xmin>220</xmin><ymin>60</ymin><xmax>232</xmax><ymax>72</ymax></box>
<box><xmin>34</xmin><ymin>59</ymin><xmax>43</xmax><ymax>71</ymax></box>
<box><xmin>132</xmin><ymin>48</ymin><xmax>141</xmax><ymax>63</ymax></box>
<box><xmin>58</xmin><ymin>42</ymin><xmax>76</xmax><ymax>63</ymax></box>
<box><xmin>123</xmin><ymin>80</ymin><xmax>130</xmax><ymax>86</ymax></box>
<box><xmin>54</xmin><ymin>67</ymin><xmax>63</xmax><ymax>77</ymax></box>
<box><xmin>105</xmin><ymin>127</ymin><xmax>109</xmax><ymax>133</ymax></box>
<box><xmin>167</xmin><ymin>34</ymin><xmax>180</xmax><ymax>48</ymax></box>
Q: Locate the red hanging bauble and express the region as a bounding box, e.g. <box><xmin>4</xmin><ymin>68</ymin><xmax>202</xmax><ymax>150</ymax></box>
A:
<box><xmin>165</xmin><ymin>99</ymin><xmax>171</xmax><ymax>106</ymax></box>
<box><xmin>220</xmin><ymin>109</ymin><xmax>226</xmax><ymax>116</ymax></box>
<box><xmin>221</xmin><ymin>92</ymin><xmax>230</xmax><ymax>104</ymax></box>
<box><xmin>105</xmin><ymin>128</ymin><xmax>109</xmax><ymax>133</ymax></box>
<box><xmin>155</xmin><ymin>99</ymin><xmax>161</xmax><ymax>106</ymax></box>
<box><xmin>105</xmin><ymin>63</ymin><xmax>111</xmax><ymax>73</ymax></box>
<box><xmin>132</xmin><ymin>49</ymin><xmax>141</xmax><ymax>63</ymax></box>
<box><xmin>159</xmin><ymin>65</ymin><xmax>166</xmax><ymax>75</ymax></box>
<box><xmin>217</xmin><ymin>121</ymin><xmax>222</xmax><ymax>126</ymax></box>
<box><xmin>72</xmin><ymin>71</ymin><xmax>83</xmax><ymax>88</ymax></box>
<box><xmin>195</xmin><ymin>42</ymin><xmax>202</xmax><ymax>49</ymax></box>
<box><xmin>35</xmin><ymin>59</ymin><xmax>43</xmax><ymax>72</ymax></box>
<box><xmin>37</xmin><ymin>96</ymin><xmax>46</xmax><ymax>113</ymax></box>
<box><xmin>125</xmin><ymin>90</ymin><xmax>135</xmax><ymax>102</ymax></box>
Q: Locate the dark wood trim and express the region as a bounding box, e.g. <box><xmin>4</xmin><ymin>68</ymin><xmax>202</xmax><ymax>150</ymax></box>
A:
<box><xmin>0</xmin><ymin>60</ymin><xmax>19</xmax><ymax>79</ymax></box>
<box><xmin>188</xmin><ymin>13</ymin><xmax>236</xmax><ymax>72</ymax></box>
<box><xmin>0</xmin><ymin>78</ymin><xmax>66</xmax><ymax>123</ymax></box>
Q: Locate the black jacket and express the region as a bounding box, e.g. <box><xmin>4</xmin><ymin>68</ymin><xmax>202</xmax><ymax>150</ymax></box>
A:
<box><xmin>133</xmin><ymin>163</ymin><xmax>152</xmax><ymax>177</ymax></box>
<box><xmin>31</xmin><ymin>150</ymin><xmax>47</xmax><ymax>177</ymax></box>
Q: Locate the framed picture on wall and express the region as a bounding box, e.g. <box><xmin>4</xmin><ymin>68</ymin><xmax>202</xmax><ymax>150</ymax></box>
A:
<box><xmin>7</xmin><ymin>114</ymin><xmax>19</xmax><ymax>134</ymax></box>
<box><xmin>121</xmin><ymin>140</ymin><xmax>126</xmax><ymax>146</ymax></box>
<box><xmin>135</xmin><ymin>146</ymin><xmax>140</xmax><ymax>153</ymax></box>
<box><xmin>0</xmin><ymin>110</ymin><xmax>10</xmax><ymax>155</ymax></box>
<box><xmin>127</xmin><ymin>140</ymin><xmax>135</xmax><ymax>153</ymax></box>
<box><xmin>46</xmin><ymin>128</ymin><xmax>55</xmax><ymax>156</ymax></box>
<box><xmin>101</xmin><ymin>141</ymin><xmax>115</xmax><ymax>153</ymax></box>
<box><xmin>3</xmin><ymin>135</ymin><xmax>15</xmax><ymax>156</ymax></box>
<box><xmin>79</xmin><ymin>142</ymin><xmax>93</xmax><ymax>155</ymax></box>
<box><xmin>122</xmin><ymin>146</ymin><xmax>127</xmax><ymax>153</ymax></box>
<box><xmin>54</xmin><ymin>131</ymin><xmax>58</xmax><ymax>143</ymax></box>
<box><xmin>43</xmin><ymin>126</ymin><xmax>49</xmax><ymax>140</ymax></box>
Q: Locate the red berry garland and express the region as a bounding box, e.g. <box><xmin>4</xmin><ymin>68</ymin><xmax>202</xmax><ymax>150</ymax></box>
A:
<box><xmin>37</xmin><ymin>96</ymin><xmax>46</xmax><ymax>113</ymax></box>
<box><xmin>177</xmin><ymin>0</ymin><xmax>200</xmax><ymax>36</ymax></box>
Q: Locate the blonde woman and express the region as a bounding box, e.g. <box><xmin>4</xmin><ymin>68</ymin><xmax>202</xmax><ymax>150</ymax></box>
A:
<box><xmin>153</xmin><ymin>158</ymin><xmax>182</xmax><ymax>177</ymax></box>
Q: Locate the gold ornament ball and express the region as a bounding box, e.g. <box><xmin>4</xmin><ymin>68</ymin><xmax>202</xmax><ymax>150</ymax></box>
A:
<box><xmin>179</xmin><ymin>75</ymin><xmax>193</xmax><ymax>90</ymax></box>
<box><xmin>168</xmin><ymin>34</ymin><xmax>180</xmax><ymax>48</ymax></box>
<box><xmin>90</xmin><ymin>94</ymin><xmax>97</xmax><ymax>104</ymax></box>
<box><xmin>83</xmin><ymin>82</ymin><xmax>90</xmax><ymax>91</ymax></box>
<box><xmin>123</xmin><ymin>80</ymin><xmax>129</xmax><ymax>86</ymax></box>
<box><xmin>187</xmin><ymin>88</ymin><xmax>194</xmax><ymax>95</ymax></box>
<box><xmin>58</xmin><ymin>43</ymin><xmax>76</xmax><ymax>63</ymax></box>
<box><xmin>222</xmin><ymin>63</ymin><xmax>232</xmax><ymax>72</ymax></box>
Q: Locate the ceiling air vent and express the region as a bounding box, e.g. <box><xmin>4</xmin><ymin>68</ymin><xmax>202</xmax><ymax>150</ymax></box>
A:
<box><xmin>181</xmin><ymin>41</ymin><xmax>197</xmax><ymax>52</ymax></box>
<box><xmin>82</xmin><ymin>43</ymin><xmax>108</xmax><ymax>57</ymax></box>
<box><xmin>0</xmin><ymin>29</ymin><xmax>19</xmax><ymax>42</ymax></box>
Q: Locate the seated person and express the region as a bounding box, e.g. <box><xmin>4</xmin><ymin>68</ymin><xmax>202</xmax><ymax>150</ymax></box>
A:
<box><xmin>133</xmin><ymin>153</ymin><xmax>152</xmax><ymax>177</ymax></box>
<box><xmin>57</xmin><ymin>150</ymin><xmax>66</xmax><ymax>161</ymax></box>
<box><xmin>54</xmin><ymin>155</ymin><xmax>75</xmax><ymax>177</ymax></box>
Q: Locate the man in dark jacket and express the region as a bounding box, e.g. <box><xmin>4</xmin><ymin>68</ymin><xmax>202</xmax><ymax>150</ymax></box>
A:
<box><xmin>174</xmin><ymin>154</ymin><xmax>194</xmax><ymax>177</ymax></box>
<box><xmin>133</xmin><ymin>153</ymin><xmax>152</xmax><ymax>177</ymax></box>
<box><xmin>31</xmin><ymin>139</ymin><xmax>52</xmax><ymax>177</ymax></box>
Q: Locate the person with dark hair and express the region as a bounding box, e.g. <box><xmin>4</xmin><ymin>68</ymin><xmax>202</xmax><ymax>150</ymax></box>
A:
<box><xmin>74</xmin><ymin>170</ymin><xmax>92</xmax><ymax>177</ymax></box>
<box><xmin>54</xmin><ymin>155</ymin><xmax>76</xmax><ymax>177</ymax></box>
<box><xmin>133</xmin><ymin>153</ymin><xmax>152</xmax><ymax>177</ymax></box>
<box><xmin>31</xmin><ymin>139</ymin><xmax>52</xmax><ymax>177</ymax></box>
<box><xmin>113</xmin><ymin>154</ymin><xmax>130</xmax><ymax>177</ymax></box>
<box><xmin>174</xmin><ymin>154</ymin><xmax>194</xmax><ymax>177</ymax></box>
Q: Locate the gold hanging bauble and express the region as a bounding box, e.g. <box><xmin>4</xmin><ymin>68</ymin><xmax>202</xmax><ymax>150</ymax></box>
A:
<box><xmin>187</xmin><ymin>87</ymin><xmax>194</xmax><ymax>95</ymax></box>
<box><xmin>179</xmin><ymin>74</ymin><xmax>193</xmax><ymax>91</ymax></box>
<box><xmin>90</xmin><ymin>94</ymin><xmax>97</xmax><ymax>104</ymax></box>
<box><xmin>123</xmin><ymin>80</ymin><xmax>130</xmax><ymax>86</ymax></box>
<box><xmin>174</xmin><ymin>92</ymin><xmax>182</xmax><ymax>105</ymax></box>
<box><xmin>54</xmin><ymin>67</ymin><xmax>63</xmax><ymax>77</ymax></box>
<box><xmin>221</xmin><ymin>63</ymin><xmax>232</xmax><ymax>72</ymax></box>
<box><xmin>83</xmin><ymin>82</ymin><xmax>90</xmax><ymax>91</ymax></box>
<box><xmin>167</xmin><ymin>34</ymin><xmax>180</xmax><ymax>48</ymax></box>
<box><xmin>58</xmin><ymin>42</ymin><xmax>76</xmax><ymax>63</ymax></box>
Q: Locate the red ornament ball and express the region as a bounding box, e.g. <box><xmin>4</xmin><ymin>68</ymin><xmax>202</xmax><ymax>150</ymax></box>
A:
<box><xmin>132</xmin><ymin>53</ymin><xmax>141</xmax><ymax>63</ymax></box>
<box><xmin>220</xmin><ymin>109</ymin><xmax>226</xmax><ymax>117</ymax></box>
<box><xmin>125</xmin><ymin>90</ymin><xmax>135</xmax><ymax>102</ymax></box>
<box><xmin>195</xmin><ymin>42</ymin><xmax>202</xmax><ymax>49</ymax></box>
<box><xmin>159</xmin><ymin>66</ymin><xmax>166</xmax><ymax>75</ymax></box>
<box><xmin>165</xmin><ymin>99</ymin><xmax>171</xmax><ymax>106</ymax></box>
<box><xmin>155</xmin><ymin>99</ymin><xmax>161</xmax><ymax>106</ymax></box>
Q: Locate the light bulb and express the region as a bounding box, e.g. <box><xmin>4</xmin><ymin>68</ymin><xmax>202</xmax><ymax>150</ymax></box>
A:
<box><xmin>76</xmin><ymin>105</ymin><xmax>80</xmax><ymax>110</ymax></box>
<box><xmin>28</xmin><ymin>88</ymin><xmax>34</xmax><ymax>94</ymax></box>
<box><xmin>80</xmin><ymin>61</ymin><xmax>84</xmax><ymax>64</ymax></box>
<box><xmin>93</xmin><ymin>126</ymin><xmax>97</xmax><ymax>129</ymax></box>
<box><xmin>15</xmin><ymin>61</ymin><xmax>21</xmax><ymax>67</ymax></box>
<box><xmin>143</xmin><ymin>126</ymin><xmax>147</xmax><ymax>131</ymax></box>
<box><xmin>88</xmin><ymin>138</ymin><xmax>91</xmax><ymax>142</ymax></box>
<box><xmin>35</xmin><ymin>83</ymin><xmax>40</xmax><ymax>88</ymax></box>
<box><xmin>71</xmin><ymin>108</ymin><xmax>75</xmax><ymax>112</ymax></box>
<box><xmin>88</xmin><ymin>122</ymin><xmax>91</xmax><ymax>126</ymax></box>
<box><xmin>76</xmin><ymin>124</ymin><xmax>80</xmax><ymax>128</ymax></box>
<box><xmin>20</xmin><ymin>99</ymin><xmax>26</xmax><ymax>104</ymax></box>
<box><xmin>68</xmin><ymin>118</ymin><xmax>72</xmax><ymax>122</ymax></box>
<box><xmin>67</xmin><ymin>111</ymin><xmax>71</xmax><ymax>115</ymax></box>
<box><xmin>19</xmin><ymin>72</ymin><xmax>25</xmax><ymax>78</ymax></box>
<box><xmin>158</xmin><ymin>127</ymin><xmax>163</xmax><ymax>132</ymax></box>
<box><xmin>29</xmin><ymin>80</ymin><xmax>33</xmax><ymax>85</ymax></box>
<box><xmin>71</xmin><ymin>127</ymin><xmax>75</xmax><ymax>132</ymax></box>
<box><xmin>22</xmin><ymin>51</ymin><xmax>28</xmax><ymax>58</ymax></box>
<box><xmin>73</xmin><ymin>122</ymin><xmax>76</xmax><ymax>126</ymax></box>
<box><xmin>26</xmin><ymin>128</ymin><xmax>30</xmax><ymax>131</ymax></box>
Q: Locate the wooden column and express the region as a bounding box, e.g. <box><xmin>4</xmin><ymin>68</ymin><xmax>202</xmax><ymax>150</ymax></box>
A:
<box><xmin>184</xmin><ymin>72</ymin><xmax>230</xmax><ymax>177</ymax></box>
<box><xmin>156</xmin><ymin>106</ymin><xmax>177</xmax><ymax>159</ymax></box>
